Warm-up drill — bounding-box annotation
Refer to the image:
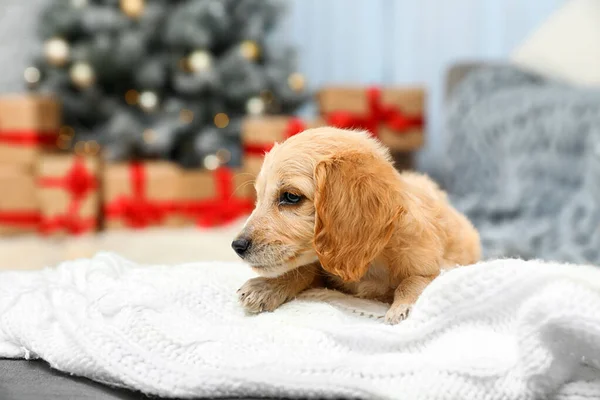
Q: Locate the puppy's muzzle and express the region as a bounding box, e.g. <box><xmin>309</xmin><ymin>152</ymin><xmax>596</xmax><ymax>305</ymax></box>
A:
<box><xmin>231</xmin><ymin>237</ymin><xmax>252</xmax><ymax>257</ymax></box>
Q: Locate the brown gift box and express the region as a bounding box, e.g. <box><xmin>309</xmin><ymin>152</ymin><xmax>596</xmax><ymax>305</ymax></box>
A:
<box><xmin>103</xmin><ymin>161</ymin><xmax>182</xmax><ymax>230</ymax></box>
<box><xmin>103</xmin><ymin>162</ymin><xmax>254</xmax><ymax>230</ymax></box>
<box><xmin>242</xmin><ymin>116</ymin><xmax>324</xmax><ymax>179</ymax></box>
<box><xmin>37</xmin><ymin>154</ymin><xmax>100</xmax><ymax>236</ymax></box>
<box><xmin>0</xmin><ymin>166</ymin><xmax>40</xmax><ymax>235</ymax></box>
<box><xmin>178</xmin><ymin>168</ymin><xmax>254</xmax><ymax>226</ymax></box>
<box><xmin>0</xmin><ymin>95</ymin><xmax>61</xmax><ymax>168</ymax></box>
<box><xmin>317</xmin><ymin>86</ymin><xmax>426</xmax><ymax>152</ymax></box>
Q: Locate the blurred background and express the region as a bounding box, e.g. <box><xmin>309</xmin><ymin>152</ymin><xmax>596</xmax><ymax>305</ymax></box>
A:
<box><xmin>0</xmin><ymin>0</ymin><xmax>564</xmax><ymax>164</ymax></box>
<box><xmin>0</xmin><ymin>0</ymin><xmax>598</xmax><ymax>270</ymax></box>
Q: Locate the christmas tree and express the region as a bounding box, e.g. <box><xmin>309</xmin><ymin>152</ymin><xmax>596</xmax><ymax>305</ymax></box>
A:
<box><xmin>26</xmin><ymin>0</ymin><xmax>308</xmax><ymax>168</ymax></box>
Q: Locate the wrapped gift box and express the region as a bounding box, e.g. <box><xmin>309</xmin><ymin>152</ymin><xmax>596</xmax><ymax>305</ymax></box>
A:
<box><xmin>178</xmin><ymin>168</ymin><xmax>254</xmax><ymax>227</ymax></box>
<box><xmin>37</xmin><ymin>154</ymin><xmax>100</xmax><ymax>236</ymax></box>
<box><xmin>0</xmin><ymin>95</ymin><xmax>61</xmax><ymax>168</ymax></box>
<box><xmin>0</xmin><ymin>166</ymin><xmax>40</xmax><ymax>235</ymax></box>
<box><xmin>317</xmin><ymin>86</ymin><xmax>426</xmax><ymax>152</ymax></box>
<box><xmin>103</xmin><ymin>161</ymin><xmax>182</xmax><ymax>230</ymax></box>
<box><xmin>103</xmin><ymin>161</ymin><xmax>254</xmax><ymax>230</ymax></box>
<box><xmin>242</xmin><ymin>116</ymin><xmax>322</xmax><ymax>179</ymax></box>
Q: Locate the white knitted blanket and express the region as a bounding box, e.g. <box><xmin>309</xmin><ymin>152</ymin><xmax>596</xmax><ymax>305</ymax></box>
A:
<box><xmin>1</xmin><ymin>253</ymin><xmax>600</xmax><ymax>399</ymax></box>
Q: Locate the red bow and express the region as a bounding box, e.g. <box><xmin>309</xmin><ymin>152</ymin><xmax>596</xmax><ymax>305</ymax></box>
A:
<box><xmin>104</xmin><ymin>163</ymin><xmax>179</xmax><ymax>229</ymax></box>
<box><xmin>0</xmin><ymin>130</ymin><xmax>58</xmax><ymax>147</ymax></box>
<box><xmin>38</xmin><ymin>156</ymin><xmax>98</xmax><ymax>235</ymax></box>
<box><xmin>244</xmin><ymin>118</ymin><xmax>306</xmax><ymax>156</ymax></box>
<box><xmin>325</xmin><ymin>87</ymin><xmax>424</xmax><ymax>137</ymax></box>
<box><xmin>179</xmin><ymin>168</ymin><xmax>254</xmax><ymax>228</ymax></box>
<box><xmin>105</xmin><ymin>163</ymin><xmax>254</xmax><ymax>229</ymax></box>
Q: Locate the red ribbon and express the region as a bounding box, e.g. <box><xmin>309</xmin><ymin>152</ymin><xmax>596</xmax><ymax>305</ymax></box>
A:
<box><xmin>179</xmin><ymin>168</ymin><xmax>254</xmax><ymax>228</ymax></box>
<box><xmin>105</xmin><ymin>163</ymin><xmax>254</xmax><ymax>229</ymax></box>
<box><xmin>244</xmin><ymin>118</ymin><xmax>306</xmax><ymax>156</ymax></box>
<box><xmin>104</xmin><ymin>163</ymin><xmax>180</xmax><ymax>229</ymax></box>
<box><xmin>38</xmin><ymin>156</ymin><xmax>98</xmax><ymax>235</ymax></box>
<box><xmin>0</xmin><ymin>130</ymin><xmax>58</xmax><ymax>147</ymax></box>
<box><xmin>325</xmin><ymin>87</ymin><xmax>424</xmax><ymax>137</ymax></box>
<box><xmin>0</xmin><ymin>211</ymin><xmax>41</xmax><ymax>228</ymax></box>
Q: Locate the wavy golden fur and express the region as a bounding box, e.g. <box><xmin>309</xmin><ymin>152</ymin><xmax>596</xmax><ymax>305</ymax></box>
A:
<box><xmin>233</xmin><ymin>127</ymin><xmax>481</xmax><ymax>324</ymax></box>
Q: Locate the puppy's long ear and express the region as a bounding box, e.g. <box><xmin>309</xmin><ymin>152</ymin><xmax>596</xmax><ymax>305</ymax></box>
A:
<box><xmin>314</xmin><ymin>151</ymin><xmax>400</xmax><ymax>282</ymax></box>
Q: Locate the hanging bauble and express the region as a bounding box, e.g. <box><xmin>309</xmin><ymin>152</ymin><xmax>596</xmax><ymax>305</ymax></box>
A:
<box><xmin>69</xmin><ymin>62</ymin><xmax>95</xmax><ymax>89</ymax></box>
<box><xmin>179</xmin><ymin>109</ymin><xmax>194</xmax><ymax>124</ymax></box>
<box><xmin>187</xmin><ymin>50</ymin><xmax>213</xmax><ymax>73</ymax></box>
<box><xmin>23</xmin><ymin>67</ymin><xmax>41</xmax><ymax>87</ymax></box>
<box><xmin>287</xmin><ymin>72</ymin><xmax>306</xmax><ymax>92</ymax></box>
<box><xmin>213</xmin><ymin>112</ymin><xmax>230</xmax><ymax>128</ymax></box>
<box><xmin>56</xmin><ymin>134</ymin><xmax>72</xmax><ymax>150</ymax></box>
<box><xmin>246</xmin><ymin>97</ymin><xmax>265</xmax><ymax>115</ymax></box>
<box><xmin>85</xmin><ymin>140</ymin><xmax>101</xmax><ymax>155</ymax></box>
<box><xmin>143</xmin><ymin>128</ymin><xmax>156</xmax><ymax>145</ymax></box>
<box><xmin>216</xmin><ymin>148</ymin><xmax>231</xmax><ymax>164</ymax></box>
<box><xmin>120</xmin><ymin>0</ymin><xmax>145</xmax><ymax>19</ymax></box>
<box><xmin>139</xmin><ymin>90</ymin><xmax>159</xmax><ymax>113</ymax></box>
<box><xmin>203</xmin><ymin>154</ymin><xmax>220</xmax><ymax>170</ymax></box>
<box><xmin>73</xmin><ymin>141</ymin><xmax>86</xmax><ymax>156</ymax></box>
<box><xmin>240</xmin><ymin>40</ymin><xmax>260</xmax><ymax>61</ymax></box>
<box><xmin>124</xmin><ymin>89</ymin><xmax>139</xmax><ymax>105</ymax></box>
<box><xmin>44</xmin><ymin>37</ymin><xmax>70</xmax><ymax>67</ymax></box>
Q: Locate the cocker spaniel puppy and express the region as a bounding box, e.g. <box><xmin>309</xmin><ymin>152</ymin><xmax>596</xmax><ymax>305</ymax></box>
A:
<box><xmin>232</xmin><ymin>127</ymin><xmax>481</xmax><ymax>324</ymax></box>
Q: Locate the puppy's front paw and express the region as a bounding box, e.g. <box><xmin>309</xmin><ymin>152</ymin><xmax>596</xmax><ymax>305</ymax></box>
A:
<box><xmin>237</xmin><ymin>277</ymin><xmax>289</xmax><ymax>314</ymax></box>
<box><xmin>384</xmin><ymin>303</ymin><xmax>412</xmax><ymax>325</ymax></box>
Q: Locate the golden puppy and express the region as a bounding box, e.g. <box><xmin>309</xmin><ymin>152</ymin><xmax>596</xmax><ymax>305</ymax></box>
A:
<box><xmin>232</xmin><ymin>127</ymin><xmax>481</xmax><ymax>324</ymax></box>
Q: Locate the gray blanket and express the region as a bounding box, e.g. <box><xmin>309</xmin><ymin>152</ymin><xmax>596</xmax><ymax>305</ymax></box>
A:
<box><xmin>442</xmin><ymin>66</ymin><xmax>600</xmax><ymax>264</ymax></box>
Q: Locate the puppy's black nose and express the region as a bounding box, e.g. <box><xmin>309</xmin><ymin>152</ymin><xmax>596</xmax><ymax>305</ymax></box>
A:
<box><xmin>231</xmin><ymin>238</ymin><xmax>251</xmax><ymax>257</ymax></box>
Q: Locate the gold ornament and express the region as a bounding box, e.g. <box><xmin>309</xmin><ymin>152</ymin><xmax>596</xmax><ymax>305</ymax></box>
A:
<box><xmin>24</xmin><ymin>67</ymin><xmax>41</xmax><ymax>86</ymax></box>
<box><xmin>203</xmin><ymin>154</ymin><xmax>220</xmax><ymax>170</ymax></box>
<box><xmin>74</xmin><ymin>141</ymin><xmax>86</xmax><ymax>156</ymax></box>
<box><xmin>143</xmin><ymin>129</ymin><xmax>156</xmax><ymax>144</ymax></box>
<box><xmin>213</xmin><ymin>113</ymin><xmax>229</xmax><ymax>129</ymax></box>
<box><xmin>85</xmin><ymin>140</ymin><xmax>100</xmax><ymax>155</ymax></box>
<box><xmin>139</xmin><ymin>91</ymin><xmax>159</xmax><ymax>112</ymax></box>
<box><xmin>124</xmin><ymin>89</ymin><xmax>139</xmax><ymax>105</ymax></box>
<box><xmin>56</xmin><ymin>135</ymin><xmax>72</xmax><ymax>150</ymax></box>
<box><xmin>120</xmin><ymin>0</ymin><xmax>145</xmax><ymax>18</ymax></box>
<box><xmin>187</xmin><ymin>50</ymin><xmax>212</xmax><ymax>73</ymax></box>
<box><xmin>69</xmin><ymin>62</ymin><xmax>95</xmax><ymax>89</ymax></box>
<box><xmin>179</xmin><ymin>109</ymin><xmax>194</xmax><ymax>124</ymax></box>
<box><xmin>246</xmin><ymin>97</ymin><xmax>265</xmax><ymax>115</ymax></box>
<box><xmin>216</xmin><ymin>148</ymin><xmax>231</xmax><ymax>164</ymax></box>
<box><xmin>287</xmin><ymin>72</ymin><xmax>306</xmax><ymax>92</ymax></box>
<box><xmin>44</xmin><ymin>37</ymin><xmax>70</xmax><ymax>67</ymax></box>
<box><xmin>240</xmin><ymin>40</ymin><xmax>260</xmax><ymax>61</ymax></box>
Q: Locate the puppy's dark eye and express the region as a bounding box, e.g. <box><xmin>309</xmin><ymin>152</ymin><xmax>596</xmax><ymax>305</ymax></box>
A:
<box><xmin>280</xmin><ymin>192</ymin><xmax>302</xmax><ymax>205</ymax></box>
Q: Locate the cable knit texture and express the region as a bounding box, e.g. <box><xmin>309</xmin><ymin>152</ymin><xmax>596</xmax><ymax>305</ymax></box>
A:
<box><xmin>443</xmin><ymin>65</ymin><xmax>600</xmax><ymax>264</ymax></box>
<box><xmin>1</xmin><ymin>252</ymin><xmax>600</xmax><ymax>399</ymax></box>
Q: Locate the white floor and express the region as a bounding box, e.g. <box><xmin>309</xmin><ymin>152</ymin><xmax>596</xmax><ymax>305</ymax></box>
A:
<box><xmin>0</xmin><ymin>220</ymin><xmax>246</xmax><ymax>271</ymax></box>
